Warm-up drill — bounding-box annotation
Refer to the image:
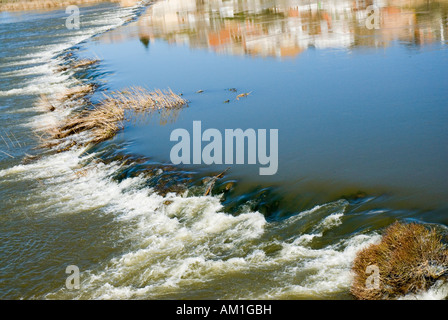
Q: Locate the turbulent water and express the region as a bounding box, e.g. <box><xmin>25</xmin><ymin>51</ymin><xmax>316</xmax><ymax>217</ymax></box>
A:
<box><xmin>1</xmin><ymin>0</ymin><xmax>448</xmax><ymax>300</ymax></box>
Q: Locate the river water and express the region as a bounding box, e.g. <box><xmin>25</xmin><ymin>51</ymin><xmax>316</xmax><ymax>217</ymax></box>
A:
<box><xmin>0</xmin><ymin>0</ymin><xmax>447</xmax><ymax>299</ymax></box>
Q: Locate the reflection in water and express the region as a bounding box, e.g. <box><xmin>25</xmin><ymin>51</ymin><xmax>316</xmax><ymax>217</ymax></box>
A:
<box><xmin>99</xmin><ymin>0</ymin><xmax>448</xmax><ymax>57</ymax></box>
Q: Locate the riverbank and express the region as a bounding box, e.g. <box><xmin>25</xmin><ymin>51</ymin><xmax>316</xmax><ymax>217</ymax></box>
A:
<box><xmin>0</xmin><ymin>0</ymin><xmax>140</xmax><ymax>12</ymax></box>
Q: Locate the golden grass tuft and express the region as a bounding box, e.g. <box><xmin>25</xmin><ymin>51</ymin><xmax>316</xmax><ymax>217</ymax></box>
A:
<box><xmin>104</xmin><ymin>87</ymin><xmax>187</xmax><ymax>112</ymax></box>
<box><xmin>45</xmin><ymin>86</ymin><xmax>186</xmax><ymax>147</ymax></box>
<box><xmin>351</xmin><ymin>221</ymin><xmax>448</xmax><ymax>300</ymax></box>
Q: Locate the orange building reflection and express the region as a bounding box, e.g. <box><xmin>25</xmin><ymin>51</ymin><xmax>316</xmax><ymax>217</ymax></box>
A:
<box><xmin>98</xmin><ymin>0</ymin><xmax>448</xmax><ymax>58</ymax></box>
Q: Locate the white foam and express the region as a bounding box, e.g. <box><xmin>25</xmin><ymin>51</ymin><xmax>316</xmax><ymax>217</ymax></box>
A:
<box><xmin>0</xmin><ymin>146</ymin><xmax>372</xmax><ymax>299</ymax></box>
<box><xmin>0</xmin><ymin>144</ymin><xmax>378</xmax><ymax>299</ymax></box>
<box><xmin>4</xmin><ymin>139</ymin><xmax>440</xmax><ymax>300</ymax></box>
<box><xmin>0</xmin><ymin>4</ymin><xmax>139</xmax><ymax>98</ymax></box>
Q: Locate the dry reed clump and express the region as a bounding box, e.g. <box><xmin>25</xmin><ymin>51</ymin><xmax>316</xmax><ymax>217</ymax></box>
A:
<box><xmin>351</xmin><ymin>221</ymin><xmax>448</xmax><ymax>300</ymax></box>
<box><xmin>46</xmin><ymin>86</ymin><xmax>186</xmax><ymax>147</ymax></box>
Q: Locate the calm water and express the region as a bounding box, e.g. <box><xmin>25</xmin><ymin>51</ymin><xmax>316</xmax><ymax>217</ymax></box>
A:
<box><xmin>1</xmin><ymin>0</ymin><xmax>448</xmax><ymax>300</ymax></box>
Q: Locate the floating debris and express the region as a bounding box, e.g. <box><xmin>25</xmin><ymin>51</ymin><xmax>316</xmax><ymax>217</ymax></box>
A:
<box><xmin>204</xmin><ymin>167</ymin><xmax>230</xmax><ymax>196</ymax></box>
<box><xmin>228</xmin><ymin>88</ymin><xmax>237</xmax><ymax>92</ymax></box>
<box><xmin>224</xmin><ymin>100</ymin><xmax>230</xmax><ymax>103</ymax></box>
<box><xmin>236</xmin><ymin>92</ymin><xmax>251</xmax><ymax>100</ymax></box>
<box><xmin>196</xmin><ymin>90</ymin><xmax>204</xmax><ymax>93</ymax></box>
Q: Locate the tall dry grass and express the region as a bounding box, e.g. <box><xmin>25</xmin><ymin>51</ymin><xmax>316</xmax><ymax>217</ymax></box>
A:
<box><xmin>351</xmin><ymin>221</ymin><xmax>448</xmax><ymax>300</ymax></box>
<box><xmin>44</xmin><ymin>86</ymin><xmax>186</xmax><ymax>147</ymax></box>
